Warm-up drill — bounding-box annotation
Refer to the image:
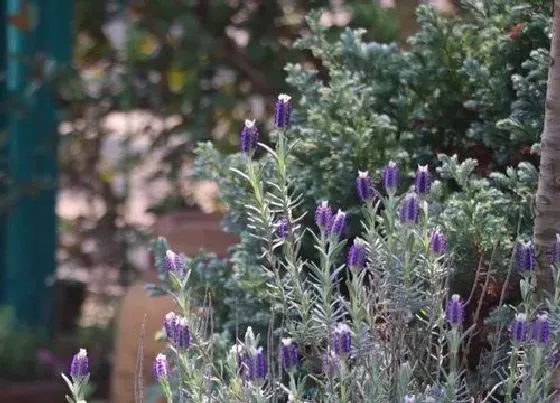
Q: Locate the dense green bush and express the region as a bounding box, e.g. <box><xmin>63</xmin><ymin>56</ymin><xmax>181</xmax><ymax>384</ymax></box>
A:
<box><xmin>192</xmin><ymin>0</ymin><xmax>548</xmax><ymax>337</ymax></box>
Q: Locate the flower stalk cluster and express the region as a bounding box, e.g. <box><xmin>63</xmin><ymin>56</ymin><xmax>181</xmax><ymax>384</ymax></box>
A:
<box><xmin>69</xmin><ymin>91</ymin><xmax>560</xmax><ymax>403</ymax></box>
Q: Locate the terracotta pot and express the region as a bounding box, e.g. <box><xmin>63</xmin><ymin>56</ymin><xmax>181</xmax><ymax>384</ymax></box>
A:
<box><xmin>151</xmin><ymin>210</ymin><xmax>238</xmax><ymax>258</ymax></box>
<box><xmin>110</xmin><ymin>211</ymin><xmax>237</xmax><ymax>403</ymax></box>
<box><xmin>0</xmin><ymin>381</ymin><xmax>67</xmax><ymax>403</ymax></box>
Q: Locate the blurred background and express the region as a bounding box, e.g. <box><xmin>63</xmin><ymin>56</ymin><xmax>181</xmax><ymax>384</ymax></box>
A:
<box><xmin>0</xmin><ymin>0</ymin><xmax>457</xmax><ymax>402</ymax></box>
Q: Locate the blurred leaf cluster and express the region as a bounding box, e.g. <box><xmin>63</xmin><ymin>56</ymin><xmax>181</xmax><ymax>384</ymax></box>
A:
<box><xmin>0</xmin><ymin>305</ymin><xmax>48</xmax><ymax>381</ymax></box>
<box><xmin>53</xmin><ymin>0</ymin><xmax>399</xmax><ymax>282</ymax></box>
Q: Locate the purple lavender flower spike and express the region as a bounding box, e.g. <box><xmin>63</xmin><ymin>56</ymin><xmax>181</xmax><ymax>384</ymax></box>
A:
<box><xmin>164</xmin><ymin>250</ymin><xmax>176</xmax><ymax>272</ymax></box>
<box><xmin>277</xmin><ymin>217</ymin><xmax>289</xmax><ymax>239</ymax></box>
<box><xmin>240</xmin><ymin>119</ymin><xmax>258</xmax><ymax>154</ymax></box>
<box><xmin>549</xmin><ymin>233</ymin><xmax>560</xmax><ymax>266</ymax></box>
<box><xmin>315</xmin><ymin>201</ymin><xmax>333</xmax><ymax>233</ymax></box>
<box><xmin>356</xmin><ymin>171</ymin><xmax>376</xmax><ymax>202</ymax></box>
<box><xmin>153</xmin><ymin>353</ymin><xmax>169</xmax><ymax>381</ymax></box>
<box><xmin>274</xmin><ymin>94</ymin><xmax>292</xmax><ymax>128</ymax></box>
<box><xmin>172</xmin><ymin>316</ymin><xmax>191</xmax><ymax>349</ymax></box>
<box><xmin>332</xmin><ymin>323</ymin><xmax>352</xmax><ymax>357</ymax></box>
<box><xmin>399</xmin><ymin>193</ymin><xmax>419</xmax><ymax>225</ymax></box>
<box><xmin>510</xmin><ymin>313</ymin><xmax>528</xmax><ymax>344</ymax></box>
<box><xmin>445</xmin><ymin>294</ymin><xmax>464</xmax><ymax>327</ymax></box>
<box><xmin>515</xmin><ymin>241</ymin><xmax>536</xmax><ymax>272</ymax></box>
<box><xmin>347</xmin><ymin>238</ymin><xmax>367</xmax><ymax>270</ymax></box>
<box><xmin>415</xmin><ymin>165</ymin><xmax>431</xmax><ymax>197</ymax></box>
<box><xmin>330</xmin><ymin>210</ymin><xmax>346</xmax><ymax>239</ymax></box>
<box><xmin>164</xmin><ymin>249</ymin><xmax>185</xmax><ymax>274</ymax></box>
<box><xmin>382</xmin><ymin>161</ymin><xmax>399</xmax><ymax>196</ymax></box>
<box><xmin>70</xmin><ymin>349</ymin><xmax>89</xmax><ymax>380</ymax></box>
<box><xmin>429</xmin><ymin>229</ymin><xmax>447</xmax><ymax>256</ymax></box>
<box><xmin>280</xmin><ymin>338</ymin><xmax>299</xmax><ymax>371</ymax></box>
<box><xmin>163</xmin><ymin>312</ymin><xmax>177</xmax><ymax>339</ymax></box>
<box><xmin>530</xmin><ymin>313</ymin><xmax>550</xmax><ymax>344</ymax></box>
<box><xmin>254</xmin><ymin>347</ymin><xmax>266</xmax><ymax>380</ymax></box>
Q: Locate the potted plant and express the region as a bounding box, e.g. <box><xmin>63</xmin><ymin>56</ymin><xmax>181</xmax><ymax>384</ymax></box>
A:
<box><xmin>147</xmin><ymin>189</ymin><xmax>237</xmax><ymax>258</ymax></box>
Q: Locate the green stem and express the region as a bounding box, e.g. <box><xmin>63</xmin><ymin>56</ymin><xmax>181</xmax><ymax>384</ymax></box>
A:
<box><xmin>446</xmin><ymin>327</ymin><xmax>460</xmax><ymax>402</ymax></box>
<box><xmin>527</xmin><ymin>346</ymin><xmax>543</xmax><ymax>403</ymax></box>
<box><xmin>339</xmin><ymin>360</ymin><xmax>349</xmax><ymax>402</ymax></box>
<box><xmin>505</xmin><ymin>344</ymin><xmax>519</xmax><ymax>403</ymax></box>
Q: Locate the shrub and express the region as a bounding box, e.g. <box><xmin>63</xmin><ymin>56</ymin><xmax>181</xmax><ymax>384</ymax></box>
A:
<box><xmin>65</xmin><ymin>99</ymin><xmax>560</xmax><ymax>401</ymax></box>
<box><xmin>192</xmin><ymin>0</ymin><xmax>546</xmax><ymax>337</ymax></box>
<box><xmin>61</xmin><ymin>2</ymin><xmax>557</xmax><ymax>401</ymax></box>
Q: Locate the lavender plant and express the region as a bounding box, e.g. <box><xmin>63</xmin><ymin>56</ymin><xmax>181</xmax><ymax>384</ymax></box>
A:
<box><xmin>192</xmin><ymin>1</ymin><xmax>548</xmax><ymax>343</ymax></box>
<box><xmin>140</xmin><ymin>93</ymin><xmax>558</xmax><ymax>402</ymax></box>
<box><xmin>66</xmin><ymin>90</ymin><xmax>560</xmax><ymax>402</ymax></box>
<box><xmin>61</xmin><ymin>349</ymin><xmax>92</xmax><ymax>403</ymax></box>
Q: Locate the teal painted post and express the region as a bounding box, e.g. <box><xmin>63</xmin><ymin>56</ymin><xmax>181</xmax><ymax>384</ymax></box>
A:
<box><xmin>3</xmin><ymin>0</ymin><xmax>33</xmax><ymax>323</ymax></box>
<box><xmin>0</xmin><ymin>0</ymin><xmax>6</xmax><ymax>300</ymax></box>
<box><xmin>2</xmin><ymin>0</ymin><xmax>72</xmax><ymax>327</ymax></box>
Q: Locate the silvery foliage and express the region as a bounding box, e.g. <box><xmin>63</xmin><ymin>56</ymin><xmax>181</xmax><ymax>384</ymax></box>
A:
<box><xmin>141</xmin><ymin>120</ymin><xmax>560</xmax><ymax>402</ymax></box>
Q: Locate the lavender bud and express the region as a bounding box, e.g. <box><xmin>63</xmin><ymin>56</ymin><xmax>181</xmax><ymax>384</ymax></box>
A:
<box><xmin>330</xmin><ymin>210</ymin><xmax>346</xmax><ymax>239</ymax></box>
<box><xmin>172</xmin><ymin>316</ymin><xmax>191</xmax><ymax>349</ymax></box>
<box><xmin>280</xmin><ymin>338</ymin><xmax>299</xmax><ymax>371</ymax></box>
<box><xmin>510</xmin><ymin>313</ymin><xmax>528</xmax><ymax>343</ymax></box>
<box><xmin>414</xmin><ymin>165</ymin><xmax>431</xmax><ymax>197</ymax></box>
<box><xmin>549</xmin><ymin>233</ymin><xmax>560</xmax><ymax>266</ymax></box>
<box><xmin>382</xmin><ymin>161</ymin><xmax>399</xmax><ymax>196</ymax></box>
<box><xmin>70</xmin><ymin>349</ymin><xmax>89</xmax><ymax>380</ymax></box>
<box><xmin>276</xmin><ymin>217</ymin><xmax>289</xmax><ymax>239</ymax></box>
<box><xmin>347</xmin><ymin>238</ymin><xmax>368</xmax><ymax>270</ymax></box>
<box><xmin>515</xmin><ymin>241</ymin><xmax>536</xmax><ymax>272</ymax></box>
<box><xmin>429</xmin><ymin>229</ymin><xmax>447</xmax><ymax>256</ymax></box>
<box><xmin>530</xmin><ymin>313</ymin><xmax>550</xmax><ymax>344</ymax></box>
<box><xmin>399</xmin><ymin>193</ymin><xmax>419</xmax><ymax>225</ymax></box>
<box><xmin>356</xmin><ymin>171</ymin><xmax>376</xmax><ymax>202</ymax></box>
<box><xmin>315</xmin><ymin>201</ymin><xmax>333</xmax><ymax>233</ymax></box>
<box><xmin>165</xmin><ymin>249</ymin><xmax>185</xmax><ymax>274</ymax></box>
<box><xmin>164</xmin><ymin>250</ymin><xmax>176</xmax><ymax>272</ymax></box>
<box><xmin>332</xmin><ymin>323</ymin><xmax>352</xmax><ymax>357</ymax></box>
<box><xmin>163</xmin><ymin>312</ymin><xmax>177</xmax><ymax>339</ymax></box>
<box><xmin>153</xmin><ymin>353</ymin><xmax>169</xmax><ymax>381</ymax></box>
<box><xmin>240</xmin><ymin>119</ymin><xmax>258</xmax><ymax>154</ymax></box>
<box><xmin>274</xmin><ymin>94</ymin><xmax>292</xmax><ymax>128</ymax></box>
<box><xmin>253</xmin><ymin>347</ymin><xmax>266</xmax><ymax>380</ymax></box>
<box><xmin>445</xmin><ymin>294</ymin><xmax>464</xmax><ymax>327</ymax></box>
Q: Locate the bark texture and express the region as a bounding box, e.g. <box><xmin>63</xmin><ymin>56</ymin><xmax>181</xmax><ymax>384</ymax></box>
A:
<box><xmin>535</xmin><ymin>4</ymin><xmax>560</xmax><ymax>295</ymax></box>
<box><xmin>536</xmin><ymin>5</ymin><xmax>560</xmax><ymax>402</ymax></box>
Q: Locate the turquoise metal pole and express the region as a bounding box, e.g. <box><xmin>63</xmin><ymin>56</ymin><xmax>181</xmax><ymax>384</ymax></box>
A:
<box><xmin>3</xmin><ymin>0</ymin><xmax>35</xmax><ymax>324</ymax></box>
<box><xmin>2</xmin><ymin>0</ymin><xmax>72</xmax><ymax>327</ymax></box>
<box><xmin>0</xmin><ymin>0</ymin><xmax>6</xmax><ymax>301</ymax></box>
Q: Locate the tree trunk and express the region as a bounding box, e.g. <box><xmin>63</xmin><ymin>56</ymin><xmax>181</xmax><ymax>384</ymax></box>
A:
<box><xmin>535</xmin><ymin>3</ymin><xmax>560</xmax><ymax>293</ymax></box>
<box><xmin>535</xmin><ymin>3</ymin><xmax>560</xmax><ymax>401</ymax></box>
